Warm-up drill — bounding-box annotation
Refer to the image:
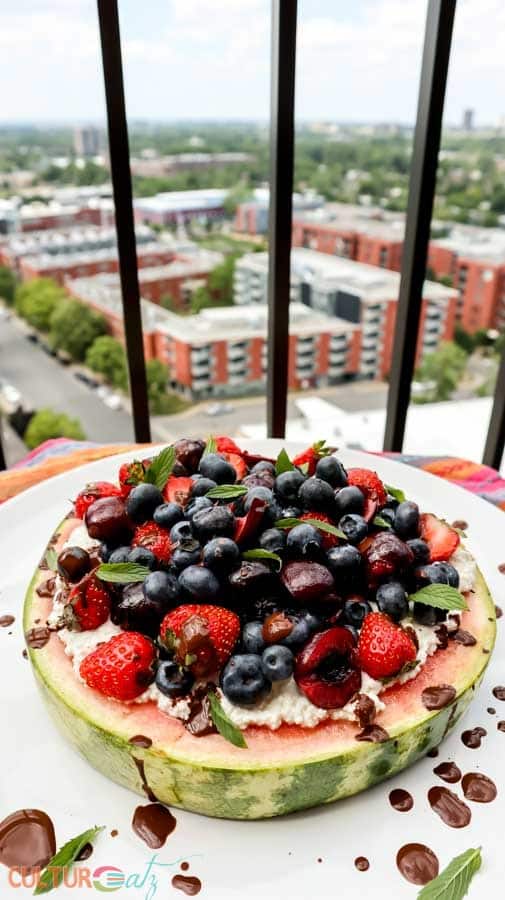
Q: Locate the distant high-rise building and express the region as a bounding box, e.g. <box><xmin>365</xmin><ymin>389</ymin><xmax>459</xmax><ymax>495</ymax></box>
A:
<box><xmin>462</xmin><ymin>109</ymin><xmax>474</xmax><ymax>132</ymax></box>
<box><xmin>73</xmin><ymin>126</ymin><xmax>101</xmax><ymax>158</ymax></box>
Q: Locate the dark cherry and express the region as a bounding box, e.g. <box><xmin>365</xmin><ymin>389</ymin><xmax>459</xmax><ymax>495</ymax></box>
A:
<box><xmin>57</xmin><ymin>547</ymin><xmax>91</xmax><ymax>582</ymax></box>
<box><xmin>173</xmin><ymin>438</ymin><xmax>205</xmax><ymax>473</ymax></box>
<box><xmin>85</xmin><ymin>496</ymin><xmax>131</xmax><ymax>543</ymax></box>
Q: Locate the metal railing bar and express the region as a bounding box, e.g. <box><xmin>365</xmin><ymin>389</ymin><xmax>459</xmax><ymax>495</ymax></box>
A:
<box><xmin>96</xmin><ymin>0</ymin><xmax>151</xmax><ymax>443</ymax></box>
<box><xmin>266</xmin><ymin>0</ymin><xmax>298</xmax><ymax>439</ymax></box>
<box><xmin>383</xmin><ymin>0</ymin><xmax>455</xmax><ymax>451</ymax></box>
<box><xmin>483</xmin><ymin>348</ymin><xmax>505</xmax><ymax>469</ymax></box>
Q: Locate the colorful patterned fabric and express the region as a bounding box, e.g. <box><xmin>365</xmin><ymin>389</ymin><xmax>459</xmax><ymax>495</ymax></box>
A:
<box><xmin>1</xmin><ymin>439</ymin><xmax>505</xmax><ymax>509</ymax></box>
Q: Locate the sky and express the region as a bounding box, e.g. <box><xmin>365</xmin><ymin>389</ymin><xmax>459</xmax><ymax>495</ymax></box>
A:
<box><xmin>0</xmin><ymin>0</ymin><xmax>504</xmax><ymax>126</ymax></box>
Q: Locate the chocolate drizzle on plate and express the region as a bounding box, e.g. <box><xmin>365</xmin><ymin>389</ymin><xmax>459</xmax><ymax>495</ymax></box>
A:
<box><xmin>498</xmin><ymin>721</ymin><xmax>505</xmax><ymax>732</ymax></box>
<box><xmin>389</xmin><ymin>789</ymin><xmax>413</xmax><ymax>812</ymax></box>
<box><xmin>461</xmin><ymin>727</ymin><xmax>486</xmax><ymax>748</ymax></box>
<box><xmin>451</xmin><ymin>520</ymin><xmax>468</xmax><ymax>531</ymax></box>
<box><xmin>355</xmin><ymin>724</ymin><xmax>389</xmax><ymax>743</ymax></box>
<box><xmin>492</xmin><ymin>685</ymin><xmax>505</xmax><ymax>701</ymax></box>
<box><xmin>354</xmin><ymin>857</ymin><xmax>370</xmax><ymax>872</ymax></box>
<box><xmin>25</xmin><ymin>626</ymin><xmax>51</xmax><ymax>649</ymax></box>
<box><xmin>132</xmin><ymin>803</ymin><xmax>176</xmax><ymax>849</ymax></box>
<box><xmin>0</xmin><ymin>615</ymin><xmax>15</xmax><ymax>627</ymax></box>
<box><xmin>132</xmin><ymin>756</ymin><xmax>157</xmax><ymax>803</ymax></box>
<box><xmin>487</xmin><ymin>707</ymin><xmax>496</xmax><ymax>715</ymax></box>
<box><xmin>433</xmin><ymin>761</ymin><xmax>461</xmax><ymax>784</ymax></box>
<box><xmin>421</xmin><ymin>684</ymin><xmax>456</xmax><ymax>710</ymax></box>
<box><xmin>0</xmin><ymin>809</ymin><xmax>56</xmax><ymax>870</ymax></box>
<box><xmin>171</xmin><ymin>873</ymin><xmax>202</xmax><ymax>895</ymax></box>
<box><xmin>427</xmin><ymin>786</ymin><xmax>471</xmax><ymax>828</ymax></box>
<box><xmin>496</xmin><ymin>605</ymin><xmax>503</xmax><ymax>618</ymax></box>
<box><xmin>461</xmin><ymin>772</ymin><xmax>497</xmax><ymax>803</ymax></box>
<box><xmin>396</xmin><ymin>844</ymin><xmax>439</xmax><ymax>885</ymax></box>
<box><xmin>427</xmin><ymin>747</ymin><xmax>439</xmax><ymax>758</ymax></box>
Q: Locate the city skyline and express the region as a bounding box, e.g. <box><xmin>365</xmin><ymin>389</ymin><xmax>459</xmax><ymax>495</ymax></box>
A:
<box><xmin>1</xmin><ymin>0</ymin><xmax>505</xmax><ymax>126</ymax></box>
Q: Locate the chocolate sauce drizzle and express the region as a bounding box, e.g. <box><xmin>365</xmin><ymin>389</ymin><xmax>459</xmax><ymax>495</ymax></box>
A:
<box><xmin>433</xmin><ymin>761</ymin><xmax>461</xmax><ymax>783</ymax></box>
<box><xmin>421</xmin><ymin>684</ymin><xmax>456</xmax><ymax>710</ymax></box>
<box><xmin>396</xmin><ymin>844</ymin><xmax>439</xmax><ymax>885</ymax></box>
<box><xmin>354</xmin><ymin>857</ymin><xmax>370</xmax><ymax>872</ymax></box>
<box><xmin>0</xmin><ymin>809</ymin><xmax>56</xmax><ymax>870</ymax></box>
<box><xmin>461</xmin><ymin>726</ymin><xmax>487</xmax><ymax>748</ymax></box>
<box><xmin>427</xmin><ymin>785</ymin><xmax>471</xmax><ymax>828</ymax></box>
<box><xmin>131</xmin><ymin>803</ymin><xmax>176</xmax><ymax>849</ymax></box>
<box><xmin>171</xmin><ymin>873</ymin><xmax>202</xmax><ymax>895</ymax></box>
<box><xmin>389</xmin><ymin>789</ymin><xmax>413</xmax><ymax>811</ymax></box>
<box><xmin>461</xmin><ymin>772</ymin><xmax>497</xmax><ymax>803</ymax></box>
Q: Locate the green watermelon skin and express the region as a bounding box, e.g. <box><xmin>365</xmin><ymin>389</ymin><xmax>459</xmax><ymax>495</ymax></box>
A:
<box><xmin>24</xmin><ymin>519</ymin><xmax>497</xmax><ymax>820</ymax></box>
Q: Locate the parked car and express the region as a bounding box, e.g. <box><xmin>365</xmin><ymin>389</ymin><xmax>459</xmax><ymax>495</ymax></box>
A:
<box><xmin>205</xmin><ymin>402</ymin><xmax>234</xmax><ymax>416</ymax></box>
<box><xmin>73</xmin><ymin>370</ymin><xmax>100</xmax><ymax>389</ymax></box>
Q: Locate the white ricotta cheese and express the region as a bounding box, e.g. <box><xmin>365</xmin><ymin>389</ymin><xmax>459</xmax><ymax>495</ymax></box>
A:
<box><xmin>449</xmin><ymin>545</ymin><xmax>477</xmax><ymax>593</ymax></box>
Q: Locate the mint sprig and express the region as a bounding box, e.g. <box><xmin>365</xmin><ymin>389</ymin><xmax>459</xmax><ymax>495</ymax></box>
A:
<box><xmin>34</xmin><ymin>826</ymin><xmax>104</xmax><ymax>895</ymax></box>
<box><xmin>417</xmin><ymin>846</ymin><xmax>482</xmax><ymax>900</ymax></box>
<box><xmin>206</xmin><ymin>484</ymin><xmax>248</xmax><ymax>500</ymax></box>
<box><xmin>45</xmin><ymin>548</ymin><xmax>58</xmax><ymax>571</ymax></box>
<box><xmin>275</xmin><ymin>448</ymin><xmax>294</xmax><ymax>474</ymax></box>
<box><xmin>275</xmin><ymin>516</ymin><xmax>346</xmax><ymax>539</ymax></box>
<box><xmin>208</xmin><ymin>692</ymin><xmax>247</xmax><ymax>748</ymax></box>
<box><xmin>203</xmin><ymin>436</ymin><xmax>217</xmax><ymax>455</ymax></box>
<box><xmin>409</xmin><ymin>583</ymin><xmax>468</xmax><ymax>611</ymax></box>
<box><xmin>144</xmin><ymin>445</ymin><xmax>175</xmax><ymax>490</ymax></box>
<box><xmin>242</xmin><ymin>549</ymin><xmax>282</xmax><ymax>571</ymax></box>
<box><xmin>385</xmin><ymin>484</ymin><xmax>406</xmax><ymax>503</ymax></box>
<box><xmin>95</xmin><ymin>563</ymin><xmax>150</xmax><ymax>584</ymax></box>
<box><xmin>373</xmin><ymin>515</ymin><xmax>392</xmax><ymax>529</ymax></box>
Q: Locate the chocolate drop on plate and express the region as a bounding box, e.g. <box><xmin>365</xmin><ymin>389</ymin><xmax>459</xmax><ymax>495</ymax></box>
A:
<box><xmin>396</xmin><ymin>844</ymin><xmax>439</xmax><ymax>885</ymax></box>
<box><xmin>461</xmin><ymin>772</ymin><xmax>497</xmax><ymax>803</ymax></box>
<box><xmin>498</xmin><ymin>721</ymin><xmax>505</xmax><ymax>732</ymax></box>
<box><xmin>355</xmin><ymin>724</ymin><xmax>389</xmax><ymax>743</ymax></box>
<box><xmin>496</xmin><ymin>605</ymin><xmax>503</xmax><ymax>618</ymax></box>
<box><xmin>461</xmin><ymin>727</ymin><xmax>487</xmax><ymax>748</ymax></box>
<box><xmin>433</xmin><ymin>761</ymin><xmax>461</xmax><ymax>783</ymax></box>
<box><xmin>427</xmin><ymin>747</ymin><xmax>439</xmax><ymax>758</ymax></box>
<box><xmin>132</xmin><ymin>757</ymin><xmax>157</xmax><ymax>802</ymax></box>
<box><xmin>428</xmin><ymin>786</ymin><xmax>471</xmax><ymax>828</ymax></box>
<box><xmin>452</xmin><ymin>520</ymin><xmax>468</xmax><ymax>531</ymax></box>
<box><xmin>354</xmin><ymin>857</ymin><xmax>369</xmax><ymax>872</ymax></box>
<box><xmin>181</xmin><ymin>861</ymin><xmax>190</xmax><ymax>871</ymax></box>
<box><xmin>129</xmin><ymin>735</ymin><xmax>153</xmax><ymax>749</ymax></box>
<box><xmin>487</xmin><ymin>707</ymin><xmax>496</xmax><ymax>715</ymax></box>
<box><xmin>492</xmin><ymin>686</ymin><xmax>505</xmax><ymax>700</ymax></box>
<box><xmin>36</xmin><ymin>577</ymin><xmax>55</xmax><ymax>598</ymax></box>
<box><xmin>0</xmin><ymin>809</ymin><xmax>56</xmax><ymax>870</ymax></box>
<box><xmin>110</xmin><ymin>829</ymin><xmax>118</xmax><ymax>837</ymax></box>
<box><xmin>171</xmin><ymin>874</ymin><xmax>202</xmax><ymax>895</ymax></box>
<box><xmin>389</xmin><ymin>789</ymin><xmax>413</xmax><ymax>812</ymax></box>
<box><xmin>25</xmin><ymin>626</ymin><xmax>51</xmax><ymax>649</ymax></box>
<box><xmin>421</xmin><ymin>684</ymin><xmax>456</xmax><ymax>710</ymax></box>
<box><xmin>132</xmin><ymin>803</ymin><xmax>176</xmax><ymax>849</ymax></box>
<box><xmin>0</xmin><ymin>615</ymin><xmax>14</xmax><ymax>627</ymax></box>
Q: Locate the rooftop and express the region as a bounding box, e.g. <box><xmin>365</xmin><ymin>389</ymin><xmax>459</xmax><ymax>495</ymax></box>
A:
<box><xmin>134</xmin><ymin>188</ymin><xmax>228</xmax><ymax>214</ymax></box>
<box><xmin>432</xmin><ymin>226</ymin><xmax>505</xmax><ymax>264</ymax></box>
<box><xmin>72</xmin><ymin>248</ymin><xmax>224</xmax><ymax>286</ymax></box>
<box><xmin>21</xmin><ymin>240</ymin><xmax>168</xmax><ymax>271</ymax></box>
<box><xmin>0</xmin><ymin>224</ymin><xmax>153</xmax><ymax>258</ymax></box>
<box><xmin>293</xmin><ymin>201</ymin><xmax>406</xmax><ymax>242</ymax></box>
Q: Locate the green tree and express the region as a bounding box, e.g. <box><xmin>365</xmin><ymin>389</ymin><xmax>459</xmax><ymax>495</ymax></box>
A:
<box><xmin>160</xmin><ymin>293</ymin><xmax>177</xmax><ymax>312</ymax></box>
<box><xmin>15</xmin><ymin>278</ymin><xmax>65</xmax><ymax>331</ymax></box>
<box><xmin>85</xmin><ymin>335</ymin><xmax>128</xmax><ymax>389</ymax></box>
<box><xmin>24</xmin><ymin>408</ymin><xmax>85</xmax><ymax>449</ymax></box>
<box><xmin>49</xmin><ymin>300</ymin><xmax>106</xmax><ymax>361</ymax></box>
<box><xmin>190</xmin><ymin>285</ymin><xmax>213</xmax><ymax>314</ymax></box>
<box><xmin>454</xmin><ymin>325</ymin><xmax>475</xmax><ymax>354</ymax></box>
<box><xmin>207</xmin><ymin>254</ymin><xmax>237</xmax><ymax>305</ymax></box>
<box><xmin>415</xmin><ymin>342</ymin><xmax>467</xmax><ymax>401</ymax></box>
<box><xmin>0</xmin><ymin>266</ymin><xmax>16</xmax><ymax>305</ymax></box>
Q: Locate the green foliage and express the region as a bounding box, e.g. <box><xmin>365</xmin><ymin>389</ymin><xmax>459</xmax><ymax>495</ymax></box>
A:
<box><xmin>0</xmin><ymin>265</ymin><xmax>16</xmax><ymax>305</ymax></box>
<box><xmin>160</xmin><ymin>293</ymin><xmax>177</xmax><ymax>311</ymax></box>
<box><xmin>207</xmin><ymin>254</ymin><xmax>237</xmax><ymax>304</ymax></box>
<box><xmin>454</xmin><ymin>324</ymin><xmax>476</xmax><ymax>354</ymax></box>
<box><xmin>145</xmin><ymin>359</ymin><xmax>189</xmax><ymax>414</ymax></box>
<box><xmin>24</xmin><ymin>408</ymin><xmax>85</xmax><ymax>449</ymax></box>
<box><xmin>415</xmin><ymin>341</ymin><xmax>467</xmax><ymax>401</ymax></box>
<box><xmin>49</xmin><ymin>300</ymin><xmax>106</xmax><ymax>361</ymax></box>
<box><xmin>41</xmin><ymin>160</ymin><xmax>108</xmax><ymax>187</ymax></box>
<box><xmin>15</xmin><ymin>278</ymin><xmax>65</xmax><ymax>331</ymax></box>
<box><xmin>85</xmin><ymin>336</ymin><xmax>128</xmax><ymax>389</ymax></box>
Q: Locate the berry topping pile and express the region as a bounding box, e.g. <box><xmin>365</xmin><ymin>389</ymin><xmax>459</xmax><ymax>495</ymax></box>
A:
<box><xmin>53</xmin><ymin>438</ymin><xmax>468</xmax><ymax>740</ymax></box>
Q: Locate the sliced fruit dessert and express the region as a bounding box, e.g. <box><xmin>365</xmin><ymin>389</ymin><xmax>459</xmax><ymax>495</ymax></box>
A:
<box><xmin>24</xmin><ymin>438</ymin><xmax>497</xmax><ymax>819</ymax></box>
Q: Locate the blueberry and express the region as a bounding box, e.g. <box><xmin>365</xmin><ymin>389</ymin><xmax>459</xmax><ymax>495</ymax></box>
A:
<box><xmin>192</xmin><ymin>505</ymin><xmax>236</xmax><ymax>541</ymax></box>
<box><xmin>259</xmin><ymin>527</ymin><xmax>287</xmax><ymax>554</ymax></box>
<box><xmin>298</xmin><ymin>477</ymin><xmax>335</xmax><ymax>512</ymax></box>
<box><xmin>250</xmin><ymin>460</ymin><xmax>275</xmax><ymax>476</ymax></box>
<box><xmin>221</xmin><ymin>654</ymin><xmax>272</xmax><ymax>706</ymax></box>
<box><xmin>326</xmin><ymin>543</ymin><xmax>362</xmax><ymax>576</ymax></box>
<box><xmin>228</xmin><ymin>561</ymin><xmax>275</xmax><ymax>593</ymax></box>
<box><xmin>376</xmin><ymin>581</ymin><xmax>409</xmax><ymax>622</ymax></box>
<box><xmin>299</xmin><ymin>609</ymin><xmax>323</xmax><ymax>633</ymax></box>
<box><xmin>386</xmin><ymin>493</ymin><xmax>400</xmax><ymax>509</ymax></box>
<box><xmin>338</xmin><ymin>513</ymin><xmax>368</xmax><ymax>545</ymax></box>
<box><xmin>334</xmin><ymin>485</ymin><xmax>365</xmax><ymax>517</ymax></box>
<box><xmin>112</xmin><ymin>583</ymin><xmax>164</xmax><ymax>636</ymax></box>
<box><xmin>343</xmin><ymin>597</ymin><xmax>372</xmax><ymax>628</ymax></box>
<box><xmin>199</xmin><ymin>452</ymin><xmax>236</xmax><ymax>485</ymax></box>
<box><xmin>108</xmin><ymin>546</ymin><xmax>131</xmax><ymax>564</ymax></box>
<box><xmin>126</xmin><ymin>483</ymin><xmax>164</xmax><ymax>524</ymax></box>
<box><xmin>170</xmin><ymin>520</ymin><xmax>193</xmax><ymax>544</ymax></box>
<box><xmin>413</xmin><ymin>602</ymin><xmax>444</xmax><ymax>627</ymax></box>
<box><xmin>378</xmin><ymin>506</ymin><xmax>396</xmax><ymax>527</ymax></box>
<box><xmin>155</xmin><ymin>660</ymin><xmax>194</xmax><ymax>698</ymax></box>
<box><xmin>286</xmin><ymin>523</ymin><xmax>322</xmax><ymax>558</ymax></box>
<box><xmin>315</xmin><ymin>456</ymin><xmax>348</xmax><ymax>487</ymax></box>
<box><xmin>415</xmin><ymin>562</ymin><xmax>459</xmax><ymax>588</ymax></box>
<box><xmin>407</xmin><ymin>538</ymin><xmax>430</xmax><ymax>565</ymax></box>
<box><xmin>178</xmin><ymin>565</ymin><xmax>220</xmax><ymax>601</ymax></box>
<box><xmin>171</xmin><ymin>541</ymin><xmax>201</xmax><ymax>571</ymax></box>
<box><xmin>184</xmin><ymin>496</ymin><xmax>213</xmax><ymax>521</ymax></box>
<box><xmin>143</xmin><ymin>570</ymin><xmax>180</xmax><ymax>605</ymax></box>
<box><xmin>128</xmin><ymin>546</ymin><xmax>157</xmax><ymax>570</ymax></box>
<box><xmin>242</xmin><ymin>621</ymin><xmax>266</xmax><ymax>654</ymax></box>
<box><xmin>279</xmin><ymin>505</ymin><xmax>302</xmax><ymax>519</ymax></box>
<box><xmin>244</xmin><ymin>486</ymin><xmax>273</xmax><ymax>511</ymax></box>
<box><xmin>202</xmin><ymin>537</ymin><xmax>240</xmax><ymax>572</ymax></box>
<box><xmin>393</xmin><ymin>501</ymin><xmax>420</xmax><ymax>539</ymax></box>
<box><xmin>190</xmin><ymin>476</ymin><xmax>217</xmax><ymax>497</ymax></box>
<box><xmin>274</xmin><ymin>470</ymin><xmax>305</xmax><ymax>504</ymax></box>
<box><xmin>153</xmin><ymin>502</ymin><xmax>184</xmax><ymax>530</ymax></box>
<box><xmin>282</xmin><ymin>616</ymin><xmax>311</xmax><ymax>648</ymax></box>
<box><xmin>261</xmin><ymin>645</ymin><xmax>294</xmax><ymax>681</ymax></box>
<box><xmin>435</xmin><ymin>562</ymin><xmax>460</xmax><ymax>588</ymax></box>
<box><xmin>100</xmin><ymin>543</ymin><xmax>113</xmax><ymax>562</ymax></box>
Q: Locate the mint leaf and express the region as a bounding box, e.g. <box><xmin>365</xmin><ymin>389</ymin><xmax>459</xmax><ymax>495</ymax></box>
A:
<box><xmin>206</xmin><ymin>484</ymin><xmax>248</xmax><ymax>499</ymax></box>
<box><xmin>95</xmin><ymin>563</ymin><xmax>150</xmax><ymax>584</ymax></box>
<box><xmin>144</xmin><ymin>445</ymin><xmax>175</xmax><ymax>490</ymax></box>
<box><xmin>409</xmin><ymin>583</ymin><xmax>468</xmax><ymax>611</ymax></box>
<box><xmin>242</xmin><ymin>549</ymin><xmax>282</xmax><ymax>571</ymax></box>
<box><xmin>385</xmin><ymin>484</ymin><xmax>406</xmax><ymax>503</ymax></box>
<box><xmin>275</xmin><ymin>448</ymin><xmax>294</xmax><ymax>475</ymax></box>
<box><xmin>373</xmin><ymin>515</ymin><xmax>392</xmax><ymax>529</ymax></box>
<box><xmin>34</xmin><ymin>826</ymin><xmax>104</xmax><ymax>895</ymax></box>
<box><xmin>203</xmin><ymin>436</ymin><xmax>217</xmax><ymax>455</ymax></box>
<box><xmin>417</xmin><ymin>847</ymin><xmax>482</xmax><ymax>900</ymax></box>
<box><xmin>275</xmin><ymin>517</ymin><xmax>346</xmax><ymax>539</ymax></box>
<box><xmin>45</xmin><ymin>548</ymin><xmax>58</xmax><ymax>571</ymax></box>
<box><xmin>208</xmin><ymin>692</ymin><xmax>247</xmax><ymax>748</ymax></box>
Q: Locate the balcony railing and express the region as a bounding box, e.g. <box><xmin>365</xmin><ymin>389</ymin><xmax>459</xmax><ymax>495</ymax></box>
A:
<box><xmin>1</xmin><ymin>0</ymin><xmax>505</xmax><ymax>472</ymax></box>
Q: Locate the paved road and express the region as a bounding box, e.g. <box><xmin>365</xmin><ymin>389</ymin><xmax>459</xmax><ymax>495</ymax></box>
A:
<box><xmin>0</xmin><ymin>315</ymin><xmax>136</xmax><ymax>447</ymax></box>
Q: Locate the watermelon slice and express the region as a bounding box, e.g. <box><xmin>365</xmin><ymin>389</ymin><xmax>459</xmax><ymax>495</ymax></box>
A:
<box><xmin>24</xmin><ymin>516</ymin><xmax>496</xmax><ymax>820</ymax></box>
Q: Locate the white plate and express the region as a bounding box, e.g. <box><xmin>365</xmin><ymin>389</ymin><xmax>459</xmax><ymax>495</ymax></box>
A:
<box><xmin>0</xmin><ymin>441</ymin><xmax>504</xmax><ymax>900</ymax></box>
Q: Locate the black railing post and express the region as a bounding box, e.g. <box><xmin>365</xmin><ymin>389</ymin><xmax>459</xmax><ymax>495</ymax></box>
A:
<box><xmin>383</xmin><ymin>0</ymin><xmax>455</xmax><ymax>451</ymax></box>
<box><xmin>483</xmin><ymin>348</ymin><xmax>505</xmax><ymax>469</ymax></box>
<box><xmin>96</xmin><ymin>0</ymin><xmax>151</xmax><ymax>443</ymax></box>
<box><xmin>266</xmin><ymin>0</ymin><xmax>298</xmax><ymax>438</ymax></box>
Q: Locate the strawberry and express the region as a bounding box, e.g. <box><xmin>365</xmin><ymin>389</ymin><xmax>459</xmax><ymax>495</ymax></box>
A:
<box><xmin>234</xmin><ymin>496</ymin><xmax>268</xmax><ymax>544</ymax></box>
<box><xmin>118</xmin><ymin>460</ymin><xmax>146</xmax><ymax>498</ymax></box>
<box><xmin>79</xmin><ymin>632</ymin><xmax>156</xmax><ymax>700</ymax></box>
<box><xmin>222</xmin><ymin>452</ymin><xmax>247</xmax><ymax>481</ymax></box>
<box><xmin>160</xmin><ymin>604</ymin><xmax>240</xmax><ymax>676</ymax></box>
<box><xmin>132</xmin><ymin>522</ymin><xmax>172</xmax><ymax>563</ymax></box>
<box><xmin>347</xmin><ymin>467</ymin><xmax>387</xmax><ymax>522</ymax></box>
<box><xmin>64</xmin><ymin>573</ymin><xmax>111</xmax><ymax>631</ymax></box>
<box><xmin>215</xmin><ymin>436</ymin><xmax>243</xmax><ymax>455</ymax></box>
<box><xmin>74</xmin><ymin>482</ymin><xmax>122</xmax><ymax>519</ymax></box>
<box><xmin>163</xmin><ymin>475</ymin><xmax>193</xmax><ymax>507</ymax></box>
<box><xmin>292</xmin><ymin>440</ymin><xmax>335</xmax><ymax>476</ymax></box>
<box><xmin>357</xmin><ymin>612</ymin><xmax>417</xmax><ymax>680</ymax></box>
<box><xmin>299</xmin><ymin>511</ymin><xmax>339</xmax><ymax>549</ymax></box>
<box><xmin>419</xmin><ymin>513</ymin><xmax>460</xmax><ymax>562</ymax></box>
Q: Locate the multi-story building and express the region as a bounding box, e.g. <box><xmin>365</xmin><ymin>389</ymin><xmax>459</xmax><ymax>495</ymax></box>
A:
<box><xmin>0</xmin><ymin>225</ymin><xmax>153</xmax><ymax>273</ymax></box>
<box><xmin>234</xmin><ymin>189</ymin><xmax>324</xmax><ymax>236</ymax></box>
<box><xmin>234</xmin><ymin>249</ymin><xmax>458</xmax><ymax>379</ymax></box>
<box><xmin>73</xmin><ymin>126</ymin><xmax>102</xmax><ymax>158</ymax></box>
<box><xmin>130</xmin><ymin>152</ymin><xmax>254</xmax><ymax>178</ymax></box>
<box><xmin>18</xmin><ymin>241</ymin><xmax>178</xmax><ymax>285</ymax></box>
<box><xmin>133</xmin><ymin>189</ymin><xmax>228</xmax><ymax>227</ymax></box>
<box><xmin>15</xmin><ymin>199</ymin><xmax>114</xmax><ymax>232</ymax></box>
